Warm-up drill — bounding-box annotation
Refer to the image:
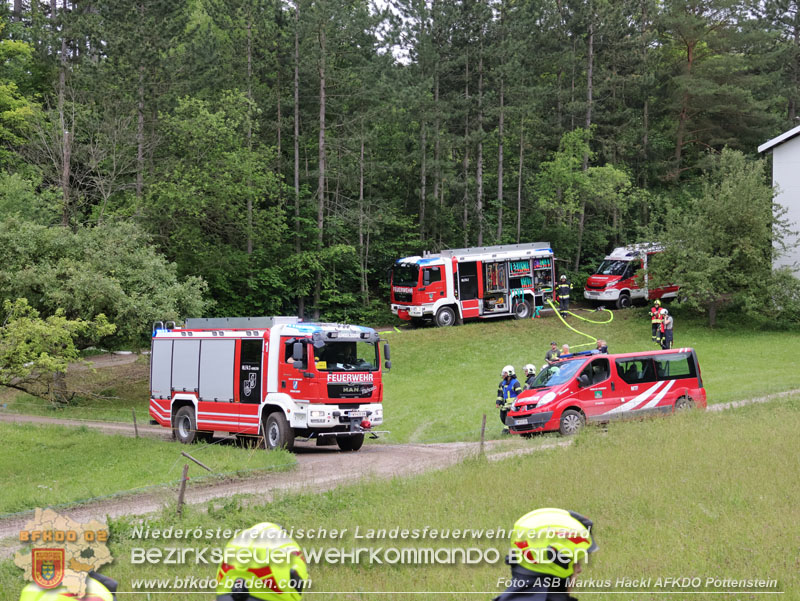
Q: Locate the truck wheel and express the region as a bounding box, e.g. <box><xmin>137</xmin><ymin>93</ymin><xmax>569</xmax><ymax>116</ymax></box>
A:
<box><xmin>435</xmin><ymin>306</ymin><xmax>456</xmax><ymax>327</ymax></box>
<box><xmin>559</xmin><ymin>409</ymin><xmax>585</xmax><ymax>436</ymax></box>
<box><xmin>674</xmin><ymin>396</ymin><xmax>694</xmax><ymax>411</ymax></box>
<box><xmin>264</xmin><ymin>412</ymin><xmax>295</xmax><ymax>451</ymax></box>
<box><xmin>173</xmin><ymin>406</ymin><xmax>197</xmax><ymax>444</ymax></box>
<box><xmin>616</xmin><ymin>293</ymin><xmax>632</xmax><ymax>309</ymax></box>
<box><xmin>336</xmin><ymin>433</ymin><xmax>365</xmax><ymax>452</ymax></box>
<box><xmin>514</xmin><ymin>300</ymin><xmax>532</xmax><ymax>319</ymax></box>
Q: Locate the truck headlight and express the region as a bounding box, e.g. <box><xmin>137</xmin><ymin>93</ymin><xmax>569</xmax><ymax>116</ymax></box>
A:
<box><xmin>310</xmin><ymin>410</ymin><xmax>325</xmax><ymax>418</ymax></box>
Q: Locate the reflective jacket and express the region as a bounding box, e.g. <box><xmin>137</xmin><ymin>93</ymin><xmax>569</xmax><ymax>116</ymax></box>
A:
<box><xmin>497</xmin><ymin>377</ymin><xmax>522</xmax><ymax>409</ymax></box>
<box><xmin>557</xmin><ymin>281</ymin><xmax>572</xmax><ymax>300</ymax></box>
<box><xmin>650</xmin><ymin>306</ymin><xmax>662</xmax><ymax>324</ymax></box>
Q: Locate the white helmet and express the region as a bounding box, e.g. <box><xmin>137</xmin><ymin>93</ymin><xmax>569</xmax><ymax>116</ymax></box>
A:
<box><xmin>661</xmin><ymin>308</ymin><xmax>669</xmax><ymax>316</ymax></box>
<box><xmin>524</xmin><ymin>364</ymin><xmax>536</xmax><ymax>376</ymax></box>
<box><xmin>502</xmin><ymin>365</ymin><xmax>515</xmax><ymax>377</ymax></box>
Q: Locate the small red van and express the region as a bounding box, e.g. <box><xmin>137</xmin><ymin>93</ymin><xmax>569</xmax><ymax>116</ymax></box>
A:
<box><xmin>506</xmin><ymin>348</ymin><xmax>706</xmax><ymax>435</ymax></box>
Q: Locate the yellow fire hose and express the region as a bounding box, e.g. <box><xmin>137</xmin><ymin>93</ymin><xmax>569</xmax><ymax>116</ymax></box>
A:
<box><xmin>545</xmin><ymin>298</ymin><xmax>614</xmax><ymax>350</ymax></box>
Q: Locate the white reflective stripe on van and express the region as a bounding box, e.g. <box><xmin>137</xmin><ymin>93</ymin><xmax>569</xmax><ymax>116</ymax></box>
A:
<box><xmin>604</xmin><ymin>381</ymin><xmax>664</xmax><ymax>415</ymax></box>
<box><xmin>637</xmin><ymin>379</ymin><xmax>676</xmax><ymax>410</ymax></box>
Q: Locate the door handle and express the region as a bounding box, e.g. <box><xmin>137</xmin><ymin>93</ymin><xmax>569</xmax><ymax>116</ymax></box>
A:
<box><xmin>303</xmin><ymin>372</ymin><xmax>314</xmax><ymax>378</ymax></box>
<box><xmin>611</xmin><ymin>382</ymin><xmax>615</xmax><ymax>391</ymax></box>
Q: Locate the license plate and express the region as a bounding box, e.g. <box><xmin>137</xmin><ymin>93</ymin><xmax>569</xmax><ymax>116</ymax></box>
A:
<box><xmin>347</xmin><ymin>411</ymin><xmax>367</xmax><ymax>418</ymax></box>
<box><xmin>515</xmin><ymin>418</ymin><xmax>528</xmax><ymax>426</ymax></box>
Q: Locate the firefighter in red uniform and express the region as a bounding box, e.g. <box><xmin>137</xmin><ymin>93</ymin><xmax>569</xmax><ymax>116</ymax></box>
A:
<box><xmin>649</xmin><ymin>299</ymin><xmax>662</xmax><ymax>344</ymax></box>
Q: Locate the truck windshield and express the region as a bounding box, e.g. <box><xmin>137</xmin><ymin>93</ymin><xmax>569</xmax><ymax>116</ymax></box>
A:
<box><xmin>595</xmin><ymin>260</ymin><xmax>631</xmax><ymax>277</ymax></box>
<box><xmin>529</xmin><ymin>360</ymin><xmax>585</xmax><ymax>388</ymax></box>
<box><xmin>393</xmin><ymin>264</ymin><xmax>419</xmax><ymax>287</ymax></box>
<box><xmin>314</xmin><ymin>341</ymin><xmax>379</xmax><ymax>372</ymax></box>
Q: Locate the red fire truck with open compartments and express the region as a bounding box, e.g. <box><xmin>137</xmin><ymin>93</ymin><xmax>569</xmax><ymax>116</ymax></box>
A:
<box><xmin>583</xmin><ymin>243</ymin><xmax>680</xmax><ymax>309</ymax></box>
<box><xmin>390</xmin><ymin>242</ymin><xmax>557</xmax><ymax>327</ymax></box>
<box><xmin>149</xmin><ymin>316</ymin><xmax>390</xmax><ymax>452</ymax></box>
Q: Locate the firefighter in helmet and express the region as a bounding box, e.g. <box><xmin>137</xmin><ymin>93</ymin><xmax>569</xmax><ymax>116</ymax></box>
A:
<box><xmin>649</xmin><ymin>299</ymin><xmax>662</xmax><ymax>344</ymax></box>
<box><xmin>556</xmin><ymin>275</ymin><xmax>572</xmax><ymax>316</ymax></box>
<box><xmin>659</xmin><ymin>308</ymin><xmax>673</xmax><ymax>350</ymax></box>
<box><xmin>19</xmin><ymin>572</ymin><xmax>117</xmax><ymax>601</ymax></box>
<box><xmin>496</xmin><ymin>365</ymin><xmax>522</xmax><ymax>432</ymax></box>
<box><xmin>216</xmin><ymin>522</ymin><xmax>308</xmax><ymax>601</ymax></box>
<box><xmin>494</xmin><ymin>508</ymin><xmax>598</xmax><ymax>601</ymax></box>
<box><xmin>523</xmin><ymin>364</ymin><xmax>537</xmax><ymax>390</ymax></box>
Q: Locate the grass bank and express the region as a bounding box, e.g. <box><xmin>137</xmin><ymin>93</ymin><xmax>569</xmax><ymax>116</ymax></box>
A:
<box><xmin>2</xmin><ymin>309</ymin><xmax>799</xmax><ymax>444</ymax></box>
<box><xmin>3</xmin><ymin>396</ymin><xmax>794</xmax><ymax>599</ymax></box>
<box><xmin>382</xmin><ymin>308</ymin><xmax>800</xmax><ymax>442</ymax></box>
<box><xmin>0</xmin><ymin>423</ymin><xmax>295</xmax><ymax>515</ymax></box>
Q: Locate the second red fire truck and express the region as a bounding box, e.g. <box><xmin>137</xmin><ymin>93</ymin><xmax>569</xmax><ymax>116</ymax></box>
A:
<box><xmin>390</xmin><ymin>242</ymin><xmax>557</xmax><ymax>327</ymax></box>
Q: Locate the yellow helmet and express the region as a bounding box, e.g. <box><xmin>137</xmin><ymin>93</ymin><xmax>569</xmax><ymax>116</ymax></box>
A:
<box><xmin>509</xmin><ymin>508</ymin><xmax>597</xmax><ymax>579</ymax></box>
<box><xmin>216</xmin><ymin>523</ymin><xmax>308</xmax><ymax>601</ymax></box>
<box><xmin>654</xmin><ymin>299</ymin><xmax>661</xmax><ymax>307</ymax></box>
<box><xmin>19</xmin><ymin>573</ymin><xmax>116</xmax><ymax>600</ymax></box>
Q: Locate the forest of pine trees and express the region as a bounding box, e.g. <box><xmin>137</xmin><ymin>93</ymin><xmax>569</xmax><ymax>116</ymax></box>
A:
<box><xmin>1</xmin><ymin>0</ymin><xmax>799</xmax><ymax>336</ymax></box>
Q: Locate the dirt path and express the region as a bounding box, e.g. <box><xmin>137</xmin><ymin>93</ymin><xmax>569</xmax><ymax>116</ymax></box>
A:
<box><xmin>0</xmin><ymin>435</ymin><xmax>560</xmax><ymax>558</ymax></box>
<box><xmin>2</xmin><ymin>388</ymin><xmax>796</xmax><ymax>559</ymax></box>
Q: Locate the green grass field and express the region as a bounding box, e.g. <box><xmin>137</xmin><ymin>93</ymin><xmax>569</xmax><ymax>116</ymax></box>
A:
<box><xmin>0</xmin><ymin>423</ymin><xmax>295</xmax><ymax>515</ymax></box>
<box><xmin>3</xmin><ymin>396</ymin><xmax>794</xmax><ymax>599</ymax></box>
<box><xmin>3</xmin><ymin>308</ymin><xmax>800</xmax><ymax>445</ymax></box>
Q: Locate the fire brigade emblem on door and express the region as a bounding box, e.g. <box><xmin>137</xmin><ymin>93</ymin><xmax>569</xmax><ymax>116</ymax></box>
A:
<box><xmin>244</xmin><ymin>372</ymin><xmax>257</xmax><ymax>398</ymax></box>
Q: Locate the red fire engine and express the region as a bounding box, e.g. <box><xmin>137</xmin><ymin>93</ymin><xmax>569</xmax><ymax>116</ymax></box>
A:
<box><xmin>149</xmin><ymin>316</ymin><xmax>390</xmax><ymax>452</ymax></box>
<box><xmin>390</xmin><ymin>242</ymin><xmax>556</xmax><ymax>327</ymax></box>
<box><xmin>583</xmin><ymin>243</ymin><xmax>679</xmax><ymax>309</ymax></box>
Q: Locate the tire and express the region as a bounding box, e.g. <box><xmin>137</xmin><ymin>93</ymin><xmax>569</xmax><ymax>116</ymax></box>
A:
<box><xmin>434</xmin><ymin>306</ymin><xmax>456</xmax><ymax>327</ymax></box>
<box><xmin>674</xmin><ymin>396</ymin><xmax>694</xmax><ymax>411</ymax></box>
<box><xmin>264</xmin><ymin>412</ymin><xmax>295</xmax><ymax>451</ymax></box>
<box><xmin>336</xmin><ymin>433</ymin><xmax>365</xmax><ymax>452</ymax></box>
<box><xmin>514</xmin><ymin>300</ymin><xmax>532</xmax><ymax>320</ymax></box>
<box><xmin>559</xmin><ymin>409</ymin><xmax>585</xmax><ymax>436</ymax></box>
<box><xmin>173</xmin><ymin>406</ymin><xmax>197</xmax><ymax>444</ymax></box>
<box><xmin>616</xmin><ymin>293</ymin><xmax>632</xmax><ymax>309</ymax></box>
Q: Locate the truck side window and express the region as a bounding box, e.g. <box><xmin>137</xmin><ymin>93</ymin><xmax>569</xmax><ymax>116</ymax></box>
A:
<box><xmin>423</xmin><ymin>267</ymin><xmax>441</xmax><ymax>285</ymax></box>
<box><xmin>616</xmin><ymin>358</ymin><xmax>656</xmax><ymax>384</ymax></box>
<box><xmin>654</xmin><ymin>353</ymin><xmax>695</xmax><ymax>380</ymax></box>
<box><xmin>284</xmin><ymin>341</ymin><xmax>307</xmax><ymax>365</ymax></box>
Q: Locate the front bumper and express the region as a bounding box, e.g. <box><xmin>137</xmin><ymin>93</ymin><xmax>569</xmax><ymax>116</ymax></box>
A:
<box><xmin>295</xmin><ymin>403</ymin><xmax>384</xmax><ymax>429</ymax></box>
<box><xmin>390</xmin><ymin>304</ymin><xmax>427</xmax><ymax>318</ymax></box>
<box><xmin>584</xmin><ymin>289</ymin><xmax>620</xmax><ymax>301</ymax></box>
<box><xmin>505</xmin><ymin>411</ymin><xmax>553</xmax><ymax>433</ymax></box>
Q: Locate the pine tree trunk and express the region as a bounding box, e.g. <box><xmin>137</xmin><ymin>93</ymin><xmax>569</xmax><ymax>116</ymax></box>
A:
<box><xmin>246</xmin><ymin>17</ymin><xmax>253</xmax><ymax>255</ymax></box>
<box><xmin>462</xmin><ymin>52</ymin><xmax>470</xmax><ymax>247</ymax></box>
<box><xmin>476</xmin><ymin>48</ymin><xmax>484</xmax><ymax>246</ymax></box>
<box><xmin>294</xmin><ymin>2</ymin><xmax>303</xmax><ymax>318</ymax></box>
<box><xmin>574</xmin><ymin>16</ymin><xmax>594</xmax><ymax>273</ymax></box>
<box><xmin>517</xmin><ymin>125</ymin><xmax>524</xmax><ymax>243</ymax></box>
<box><xmin>420</xmin><ymin>124</ymin><xmax>427</xmax><ymax>240</ymax></box>
<box><xmin>359</xmin><ymin>122</ymin><xmax>368</xmax><ymax>302</ymax></box>
<box><xmin>314</xmin><ymin>23</ymin><xmax>326</xmax><ymax>320</ymax></box>
<box><xmin>58</xmin><ymin>1</ymin><xmax>71</xmax><ymax>226</ymax></box>
<box><xmin>497</xmin><ymin>74</ymin><xmax>504</xmax><ymax>242</ymax></box>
